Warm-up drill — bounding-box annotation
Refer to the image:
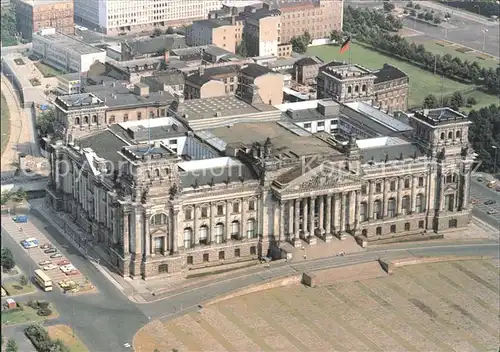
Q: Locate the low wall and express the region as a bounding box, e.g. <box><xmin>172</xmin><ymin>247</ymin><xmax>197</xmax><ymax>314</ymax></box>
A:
<box><xmin>203</xmin><ymin>274</ymin><xmax>302</xmax><ymax>306</ymax></box>
<box><xmin>378</xmin><ymin>255</ymin><xmax>492</xmax><ymax>274</ymax></box>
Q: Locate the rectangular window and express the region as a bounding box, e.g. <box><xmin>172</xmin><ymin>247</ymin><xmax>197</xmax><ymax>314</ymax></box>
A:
<box><xmin>404</xmin><ymin>178</ymin><xmax>410</xmax><ymax>189</ymax></box>
<box><xmin>361</xmin><ymin>184</ymin><xmax>367</xmax><ymax>194</ymax></box>
<box><xmin>137</xmin><ymin>112</ymin><xmax>142</xmax><ymax>120</ymax></box>
<box><xmin>418</xmin><ymin>177</ymin><xmax>424</xmax><ymax>187</ymax></box>
<box><xmin>360</xmin><ymin>203</ymin><xmax>367</xmax><ymax>222</ymax></box>
<box><xmin>375</xmin><ymin>183</ymin><xmax>382</xmax><ymax>193</ymax></box>
<box><xmin>232</xmin><ymin>202</ymin><xmax>239</xmax><ymax>213</ymax></box>
<box><xmin>390</xmin><ymin>224</ymin><xmax>396</xmax><ymax>233</ymax></box>
<box><xmin>217</xmin><ymin>205</ymin><xmax>224</xmax><ymax>216</ymax></box>
<box><xmin>246</xmin><ymin>220</ymin><xmax>255</xmax><ymax>238</ymax></box>
<box><xmin>158</xmin><ymin>264</ymin><xmax>168</xmax><ymax>273</ymax></box>
<box><xmin>404</xmin><ymin>222</ymin><xmax>410</xmax><ymax>231</ymax></box>
<box><xmin>448</xmin><ymin>219</ymin><xmax>457</xmax><ymax>228</ymax></box>
<box><xmin>317</xmin><ymin>121</ymin><xmax>325</xmax><ymax>127</ymax></box>
<box><xmin>303</xmin><ymin>123</ymin><xmax>311</xmax><ymax>129</ymax></box>
<box><xmin>203</xmin><ymin>253</ymin><xmax>209</xmax><ymax>262</ymax></box>
<box><xmin>201</xmin><ymin>207</ymin><xmax>208</xmax><ymax>218</ymax></box>
<box><xmin>199</xmin><ymin>227</ymin><xmax>208</xmax><ymax>245</ymax></box>
<box><xmin>231</xmin><ymin>221</ymin><xmax>239</xmax><ymax>239</ymax></box>
<box><xmin>376</xmin><ymin>226</ymin><xmax>382</xmax><ymax>235</ymax></box>
<box><xmin>401</xmin><ymin>197</ymin><xmax>410</xmax><ymax>214</ymax></box>
<box><xmin>186</xmin><ymin>256</ymin><xmax>193</xmax><ymax>265</ymax></box>
<box><xmin>248</xmin><ymin>200</ymin><xmax>255</xmax><ymax>211</ymax></box>
<box><xmin>416</xmin><ymin>196</ymin><xmax>423</xmax><ymax>213</ymax></box>
<box><xmin>123</xmin><ymin>113</ymin><xmax>128</xmax><ymax>122</ymax></box>
<box><xmin>390</xmin><ymin>181</ymin><xmax>396</xmax><ymax>192</ymax></box>
<box><xmin>418</xmin><ymin>220</ymin><xmax>424</xmax><ymax>229</ymax></box>
<box><xmin>185</xmin><ymin>209</ymin><xmax>192</xmax><ymax>220</ymax></box>
<box><xmin>374</xmin><ymin>201</ymin><xmax>382</xmax><ymax>219</ymax></box>
<box><xmin>154</xmin><ymin>237</ymin><xmax>163</xmax><ymax>254</ymax></box>
<box><xmin>169</xmin><ymin>139</ymin><xmax>177</xmax><ymax>145</ymax></box>
<box><xmin>219</xmin><ymin>251</ymin><xmax>225</xmax><ymax>260</ymax></box>
<box><xmin>445</xmin><ymin>194</ymin><xmax>455</xmax><ymax>211</ymax></box>
<box><xmin>388</xmin><ymin>199</ymin><xmax>396</xmax><ymax>218</ymax></box>
<box><xmin>235</xmin><ymin>248</ymin><xmax>241</xmax><ymax>257</ymax></box>
<box><xmin>215</xmin><ymin>225</ymin><xmax>223</xmax><ymax>244</ymax></box>
<box><xmin>250</xmin><ymin>246</ymin><xmax>256</xmax><ymax>255</ymax></box>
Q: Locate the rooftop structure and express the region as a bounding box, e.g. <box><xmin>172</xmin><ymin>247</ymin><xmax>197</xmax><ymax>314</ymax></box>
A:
<box><xmin>344</xmin><ymin>102</ymin><xmax>413</xmax><ymax>134</ymax></box>
<box><xmin>414</xmin><ymin>107</ymin><xmax>469</xmax><ymax>126</ymax></box>
<box><xmin>55</xmin><ymin>93</ymin><xmax>106</xmax><ymax>111</ymax></box>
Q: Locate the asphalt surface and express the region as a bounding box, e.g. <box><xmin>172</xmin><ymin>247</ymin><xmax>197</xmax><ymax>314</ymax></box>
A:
<box><xmin>470</xmin><ymin>177</ymin><xmax>500</xmax><ymax>231</ymax></box>
<box><xmin>2</xmin><ymin>209</ymin><xmax>500</xmax><ymax>351</ymax></box>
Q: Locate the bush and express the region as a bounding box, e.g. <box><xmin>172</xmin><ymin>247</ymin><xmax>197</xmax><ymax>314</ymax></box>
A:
<box><xmin>6</xmin><ymin>339</ymin><xmax>18</xmax><ymax>352</ymax></box>
<box><xmin>414</xmin><ymin>3</ymin><xmax>421</xmax><ymax>9</ymax></box>
<box><xmin>1</xmin><ymin>248</ymin><xmax>15</xmax><ymax>270</ymax></box>
<box><xmin>27</xmin><ymin>300</ymin><xmax>38</xmax><ymax>309</ymax></box>
<box><xmin>36</xmin><ymin>308</ymin><xmax>52</xmax><ymax>317</ymax></box>
<box><xmin>24</xmin><ymin>324</ymin><xmax>70</xmax><ymax>352</ymax></box>
<box><xmin>37</xmin><ymin>301</ymin><xmax>49</xmax><ymax>309</ymax></box>
<box><xmin>467</xmin><ymin>96</ymin><xmax>477</xmax><ymax>105</ymax></box>
<box><xmin>20</xmin><ymin>275</ymin><xmax>28</xmax><ymax>286</ymax></box>
<box><xmin>406</xmin><ymin>2</ymin><xmax>413</xmax><ymax>8</ymax></box>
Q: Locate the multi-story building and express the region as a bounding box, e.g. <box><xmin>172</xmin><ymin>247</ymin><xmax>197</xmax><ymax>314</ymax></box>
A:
<box><xmin>14</xmin><ymin>0</ymin><xmax>74</xmax><ymax>40</ymax></box>
<box><xmin>32</xmin><ymin>28</ymin><xmax>106</xmax><ymax>73</ymax></box>
<box><xmin>46</xmin><ymin>99</ymin><xmax>475</xmax><ymax>280</ymax></box>
<box><xmin>74</xmin><ymin>0</ymin><xmax>222</xmax><ymax>35</ymax></box>
<box><xmin>186</xmin><ymin>18</ymin><xmax>240</xmax><ymax>53</ymax></box>
<box><xmin>237</xmin><ymin>63</ymin><xmax>284</xmax><ymax>105</ymax></box>
<box><xmin>317</xmin><ymin>61</ymin><xmax>409</xmax><ymax>114</ymax></box>
<box><xmin>278</xmin><ymin>0</ymin><xmax>343</xmax><ymax>44</ymax></box>
<box><xmin>184</xmin><ymin>65</ymin><xmax>239</xmax><ymax>99</ymax></box>
<box><xmin>293</xmin><ymin>56</ymin><xmax>324</xmax><ymax>85</ymax></box>
<box><xmin>240</xmin><ymin>5</ymin><xmax>281</xmax><ymax>57</ymax></box>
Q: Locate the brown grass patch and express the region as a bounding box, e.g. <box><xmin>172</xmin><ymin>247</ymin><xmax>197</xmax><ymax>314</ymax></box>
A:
<box><xmin>47</xmin><ymin>325</ymin><xmax>88</xmax><ymax>352</ymax></box>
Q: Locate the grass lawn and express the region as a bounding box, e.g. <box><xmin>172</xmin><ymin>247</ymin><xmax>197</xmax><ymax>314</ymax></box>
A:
<box><xmin>2</xmin><ymin>281</ymin><xmax>36</xmax><ymax>296</ymax></box>
<box><xmin>306</xmin><ymin>43</ymin><xmax>492</xmax><ymax>108</ymax></box>
<box><xmin>409</xmin><ymin>37</ymin><xmax>499</xmax><ymax>69</ymax></box>
<box><xmin>34</xmin><ymin>61</ymin><xmax>64</xmax><ymax>78</ymax></box>
<box><xmin>1</xmin><ymin>93</ymin><xmax>10</xmax><ymax>155</ymax></box>
<box><xmin>47</xmin><ymin>325</ymin><xmax>89</xmax><ymax>352</ymax></box>
<box><xmin>461</xmin><ymin>90</ymin><xmax>500</xmax><ymax>113</ymax></box>
<box><xmin>1</xmin><ymin>305</ymin><xmax>57</xmax><ymax>326</ymax></box>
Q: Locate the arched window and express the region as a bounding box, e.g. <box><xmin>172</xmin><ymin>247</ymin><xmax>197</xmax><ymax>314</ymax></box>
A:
<box><xmin>151</xmin><ymin>213</ymin><xmax>167</xmax><ymax>225</ymax></box>
<box><xmin>246</xmin><ymin>219</ymin><xmax>255</xmax><ymax>238</ymax></box>
<box><xmin>388</xmin><ymin>198</ymin><xmax>396</xmax><ymax>217</ymax></box>
<box><xmin>448</xmin><ymin>131</ymin><xmax>453</xmax><ymax>139</ymax></box>
<box><xmin>401</xmin><ymin>195</ymin><xmax>410</xmax><ymax>214</ymax></box>
<box><xmin>199</xmin><ymin>225</ymin><xmax>208</xmax><ymax>245</ymax></box>
<box><xmin>215</xmin><ymin>223</ymin><xmax>224</xmax><ymax>244</ymax></box>
<box><xmin>75</xmin><ymin>117</ymin><xmax>80</xmax><ymax>125</ymax></box>
<box><xmin>362</xmin><ymin>84</ymin><xmax>367</xmax><ymax>92</ymax></box>
<box><xmin>347</xmin><ymin>86</ymin><xmax>352</xmax><ymax>94</ymax></box>
<box><xmin>109</xmin><ymin>116</ymin><xmax>115</xmax><ymax>124</ymax></box>
<box><xmin>184</xmin><ymin>228</ymin><xmax>193</xmax><ymax>249</ymax></box>
<box><xmin>373</xmin><ymin>200</ymin><xmax>382</xmax><ymax>219</ymax></box>
<box><xmin>92</xmin><ymin>115</ymin><xmax>97</xmax><ymax>123</ymax></box>
<box><xmin>354</xmin><ymin>85</ymin><xmax>359</xmax><ymax>93</ymax></box>
<box><xmin>155</xmin><ymin>169</ymin><xmax>160</xmax><ymax>177</ymax></box>
<box><xmin>146</xmin><ymin>170</ymin><xmax>151</xmax><ymax>179</ymax></box>
<box><xmin>231</xmin><ymin>220</ymin><xmax>240</xmax><ymax>240</ymax></box>
<box><xmin>440</xmin><ymin>132</ymin><xmax>445</xmax><ymax>140</ymax></box>
<box><xmin>456</xmin><ymin>130</ymin><xmax>461</xmax><ymax>138</ymax></box>
<box><xmin>416</xmin><ymin>194</ymin><xmax>424</xmax><ymax>213</ymax></box>
<box><xmin>84</xmin><ymin>116</ymin><xmax>89</xmax><ymax>124</ymax></box>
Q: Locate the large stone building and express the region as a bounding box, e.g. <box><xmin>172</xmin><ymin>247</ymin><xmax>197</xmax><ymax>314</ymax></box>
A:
<box><xmin>317</xmin><ymin>61</ymin><xmax>409</xmax><ymax>113</ymax></box>
<box><xmin>46</xmin><ymin>95</ymin><xmax>474</xmax><ymax>279</ymax></box>
<box><xmin>14</xmin><ymin>0</ymin><xmax>74</xmax><ymax>40</ymax></box>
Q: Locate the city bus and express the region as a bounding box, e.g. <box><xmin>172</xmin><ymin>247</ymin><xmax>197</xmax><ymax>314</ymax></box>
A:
<box><xmin>33</xmin><ymin>269</ymin><xmax>53</xmax><ymax>292</ymax></box>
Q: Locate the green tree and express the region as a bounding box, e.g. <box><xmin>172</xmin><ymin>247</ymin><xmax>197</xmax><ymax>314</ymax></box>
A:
<box><xmin>406</xmin><ymin>2</ymin><xmax>413</xmax><ymax>8</ymax></box>
<box><xmin>414</xmin><ymin>3</ymin><xmax>421</xmax><ymax>9</ymax></box>
<box><xmin>152</xmin><ymin>28</ymin><xmax>162</xmax><ymax>37</ymax></box>
<box><xmin>433</xmin><ymin>17</ymin><xmax>442</xmax><ymax>24</ymax></box>
<box><xmin>5</xmin><ymin>339</ymin><xmax>17</xmax><ymax>352</ymax></box>
<box><xmin>303</xmin><ymin>31</ymin><xmax>311</xmax><ymax>44</ymax></box>
<box><xmin>1</xmin><ymin>248</ymin><xmax>15</xmax><ymax>270</ymax></box>
<box><xmin>1</xmin><ymin>9</ymin><xmax>18</xmax><ymax>46</ymax></box>
<box><xmin>450</xmin><ymin>91</ymin><xmax>464</xmax><ymax>108</ymax></box>
<box><xmin>235</xmin><ymin>36</ymin><xmax>248</xmax><ymax>57</ymax></box>
<box><xmin>36</xmin><ymin>109</ymin><xmax>55</xmax><ymax>136</ymax></box>
<box><xmin>417</xmin><ymin>12</ymin><xmax>425</xmax><ymax>19</ymax></box>
<box><xmin>467</xmin><ymin>96</ymin><xmax>477</xmax><ymax>105</ymax></box>
<box><xmin>329</xmin><ymin>30</ymin><xmax>342</xmax><ymax>44</ymax></box>
<box><xmin>166</xmin><ymin>26</ymin><xmax>175</xmax><ymax>34</ymax></box>
<box><xmin>423</xmin><ymin>94</ymin><xmax>438</xmax><ymax>108</ymax></box>
<box><xmin>290</xmin><ymin>36</ymin><xmax>307</xmax><ymax>53</ymax></box>
<box><xmin>383</xmin><ymin>1</ymin><xmax>395</xmax><ymax>12</ymax></box>
<box><xmin>424</xmin><ymin>12</ymin><xmax>433</xmax><ymax>21</ymax></box>
<box><xmin>410</xmin><ymin>9</ymin><xmax>417</xmax><ymax>16</ymax></box>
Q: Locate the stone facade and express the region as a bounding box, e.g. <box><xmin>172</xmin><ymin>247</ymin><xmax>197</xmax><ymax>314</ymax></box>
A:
<box><xmin>46</xmin><ymin>107</ymin><xmax>475</xmax><ymax>280</ymax></box>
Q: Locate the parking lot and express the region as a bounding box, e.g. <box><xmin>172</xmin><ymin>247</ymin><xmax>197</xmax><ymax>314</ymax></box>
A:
<box><xmin>470</xmin><ymin>177</ymin><xmax>500</xmax><ymax>219</ymax></box>
<box><xmin>2</xmin><ymin>215</ymin><xmax>90</xmax><ymax>291</ymax></box>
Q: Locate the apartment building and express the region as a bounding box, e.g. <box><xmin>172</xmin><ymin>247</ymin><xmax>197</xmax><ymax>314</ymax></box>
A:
<box><xmin>14</xmin><ymin>0</ymin><xmax>74</xmax><ymax>40</ymax></box>
<box><xmin>240</xmin><ymin>5</ymin><xmax>281</xmax><ymax>57</ymax></box>
<box><xmin>279</xmin><ymin>0</ymin><xmax>344</xmax><ymax>43</ymax></box>
<box><xmin>186</xmin><ymin>17</ymin><xmax>240</xmax><ymax>53</ymax></box>
<box><xmin>238</xmin><ymin>63</ymin><xmax>284</xmax><ymax>105</ymax></box>
<box><xmin>74</xmin><ymin>0</ymin><xmax>222</xmax><ymax>35</ymax></box>
<box><xmin>184</xmin><ymin>65</ymin><xmax>239</xmax><ymax>99</ymax></box>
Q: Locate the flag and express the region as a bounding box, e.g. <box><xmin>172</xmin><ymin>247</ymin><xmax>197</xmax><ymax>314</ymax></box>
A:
<box><xmin>340</xmin><ymin>36</ymin><xmax>351</xmax><ymax>54</ymax></box>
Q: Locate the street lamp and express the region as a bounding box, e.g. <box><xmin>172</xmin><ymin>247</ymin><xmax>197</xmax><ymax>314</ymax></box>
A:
<box><xmin>482</xmin><ymin>29</ymin><xmax>488</xmax><ymax>51</ymax></box>
<box><xmin>492</xmin><ymin>145</ymin><xmax>498</xmax><ymax>175</ymax></box>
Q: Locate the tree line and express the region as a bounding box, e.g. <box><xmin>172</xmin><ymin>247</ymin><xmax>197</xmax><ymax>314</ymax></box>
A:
<box><xmin>439</xmin><ymin>0</ymin><xmax>499</xmax><ymax>18</ymax></box>
<box><xmin>467</xmin><ymin>104</ymin><xmax>500</xmax><ymax>173</ymax></box>
<box><xmin>1</xmin><ymin>8</ymin><xmax>18</xmax><ymax>47</ymax></box>
<box><xmin>343</xmin><ymin>6</ymin><xmax>499</xmax><ymax>95</ymax></box>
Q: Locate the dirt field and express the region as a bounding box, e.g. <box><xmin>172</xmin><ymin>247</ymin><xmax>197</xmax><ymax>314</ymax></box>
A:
<box><xmin>135</xmin><ymin>259</ymin><xmax>500</xmax><ymax>352</ymax></box>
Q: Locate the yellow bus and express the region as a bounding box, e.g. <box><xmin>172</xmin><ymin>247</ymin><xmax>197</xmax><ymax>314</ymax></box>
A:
<box><xmin>34</xmin><ymin>269</ymin><xmax>53</xmax><ymax>292</ymax></box>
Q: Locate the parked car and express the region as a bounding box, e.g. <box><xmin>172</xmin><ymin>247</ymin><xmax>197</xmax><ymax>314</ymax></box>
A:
<box><xmin>484</xmin><ymin>200</ymin><xmax>497</xmax><ymax>205</ymax></box>
<box><xmin>44</xmin><ymin>248</ymin><xmax>57</xmax><ymax>254</ymax></box>
<box><xmin>38</xmin><ymin>260</ymin><xmax>52</xmax><ymax>266</ymax></box>
<box><xmin>487</xmin><ymin>210</ymin><xmax>498</xmax><ymax>215</ymax></box>
<box><xmin>13</xmin><ymin>215</ymin><xmax>28</xmax><ymax>223</ymax></box>
<box><xmin>50</xmin><ymin>253</ymin><xmax>63</xmax><ymax>259</ymax></box>
<box><xmin>57</xmin><ymin>259</ymin><xmax>70</xmax><ymax>266</ymax></box>
<box><xmin>43</xmin><ymin>264</ymin><xmax>57</xmax><ymax>271</ymax></box>
<box><xmin>66</xmin><ymin>270</ymin><xmax>79</xmax><ymax>276</ymax></box>
<box><xmin>60</xmin><ymin>264</ymin><xmax>76</xmax><ymax>273</ymax></box>
<box><xmin>21</xmin><ymin>238</ymin><xmax>39</xmax><ymax>249</ymax></box>
<box><xmin>40</xmin><ymin>244</ymin><xmax>52</xmax><ymax>250</ymax></box>
<box><xmin>477</xmin><ymin>177</ymin><xmax>484</xmax><ymax>182</ymax></box>
<box><xmin>471</xmin><ymin>199</ymin><xmax>479</xmax><ymax>205</ymax></box>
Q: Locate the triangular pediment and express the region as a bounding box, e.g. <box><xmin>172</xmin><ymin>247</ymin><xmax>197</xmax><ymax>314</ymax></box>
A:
<box><xmin>274</xmin><ymin>161</ymin><xmax>361</xmax><ymax>192</ymax></box>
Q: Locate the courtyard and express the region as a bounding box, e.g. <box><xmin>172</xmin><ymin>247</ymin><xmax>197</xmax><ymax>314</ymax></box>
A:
<box><xmin>135</xmin><ymin>259</ymin><xmax>500</xmax><ymax>352</ymax></box>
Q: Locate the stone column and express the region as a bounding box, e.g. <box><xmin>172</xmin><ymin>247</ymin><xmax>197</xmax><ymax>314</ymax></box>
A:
<box><xmin>383</xmin><ymin>179</ymin><xmax>389</xmax><ymax>217</ymax></box>
<box><xmin>462</xmin><ymin>170</ymin><xmax>470</xmax><ymax>208</ymax></box>
<box><xmin>302</xmin><ymin>198</ymin><xmax>309</xmax><ymax>237</ymax></box>
<box><xmin>288</xmin><ymin>200</ymin><xmax>294</xmax><ymax>238</ymax></box>
<box><xmin>440</xmin><ymin>175</ymin><xmax>445</xmax><ymax>211</ymax></box>
<box><xmin>339</xmin><ymin>193</ymin><xmax>346</xmax><ymax>236</ymax></box>
<box><xmin>123</xmin><ymin>211</ymin><xmax>130</xmax><ymax>254</ymax></box>
<box><xmin>333</xmin><ymin>194</ymin><xmax>340</xmax><ymax>234</ymax></box>
<box><xmin>354</xmin><ymin>190</ymin><xmax>360</xmax><ymax>235</ymax></box>
<box><xmin>226</xmin><ymin>201</ymin><xmax>231</xmax><ymax>241</ymax></box>
<box><xmin>172</xmin><ymin>209</ymin><xmax>178</xmax><ymax>253</ymax></box>
<box><xmin>193</xmin><ymin>205</ymin><xmax>198</xmax><ymax>245</ymax></box>
<box><xmin>349</xmin><ymin>191</ymin><xmax>356</xmax><ymax>229</ymax></box>
<box><xmin>411</xmin><ymin>176</ymin><xmax>417</xmax><ymax>213</ymax></box>
<box><xmin>134</xmin><ymin>210</ymin><xmax>142</xmax><ymax>255</ymax></box>
<box><xmin>241</xmin><ymin>199</ymin><xmax>246</xmax><ymax>240</ymax></box>
<box><xmin>308</xmin><ymin>197</ymin><xmax>317</xmax><ymax>245</ymax></box>
<box><xmin>324</xmin><ymin>195</ymin><xmax>333</xmax><ymax>242</ymax></box>
<box><xmin>293</xmin><ymin>198</ymin><xmax>301</xmax><ymax>247</ymax></box>
<box><xmin>318</xmin><ymin>196</ymin><xmax>325</xmax><ymax>234</ymax></box>
<box><xmin>210</xmin><ymin>203</ymin><xmax>215</xmax><ymax>243</ymax></box>
<box><xmin>279</xmin><ymin>201</ymin><xmax>285</xmax><ymax>242</ymax></box>
<box><xmin>397</xmin><ymin>178</ymin><xmax>403</xmax><ymax>215</ymax></box>
<box><xmin>144</xmin><ymin>211</ymin><xmax>150</xmax><ymax>256</ymax></box>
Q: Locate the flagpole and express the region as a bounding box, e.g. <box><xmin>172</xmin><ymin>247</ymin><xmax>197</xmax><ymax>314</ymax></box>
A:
<box><xmin>349</xmin><ymin>33</ymin><xmax>352</xmax><ymax>67</ymax></box>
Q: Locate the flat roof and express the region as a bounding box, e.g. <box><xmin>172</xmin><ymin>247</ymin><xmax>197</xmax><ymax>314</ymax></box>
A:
<box><xmin>171</xmin><ymin>95</ymin><xmax>276</xmax><ymax>121</ymax></box>
<box><xmin>85</xmin><ymin>85</ymin><xmax>174</xmax><ymax>109</ymax></box>
<box><xmin>208</xmin><ymin>121</ymin><xmax>339</xmax><ymax>158</ymax></box>
<box><xmin>34</xmin><ymin>31</ymin><xmax>104</xmax><ymax>56</ymax></box>
<box><xmin>345</xmin><ymin>102</ymin><xmax>413</xmax><ymax>133</ymax></box>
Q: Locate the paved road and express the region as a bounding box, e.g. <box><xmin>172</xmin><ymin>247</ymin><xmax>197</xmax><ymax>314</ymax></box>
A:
<box><xmin>1</xmin><ymin>211</ymin><xmax>148</xmax><ymax>352</ymax></box>
<box><xmin>470</xmin><ymin>177</ymin><xmax>500</xmax><ymax>230</ymax></box>
<box><xmin>2</xmin><ymin>209</ymin><xmax>500</xmax><ymax>351</ymax></box>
